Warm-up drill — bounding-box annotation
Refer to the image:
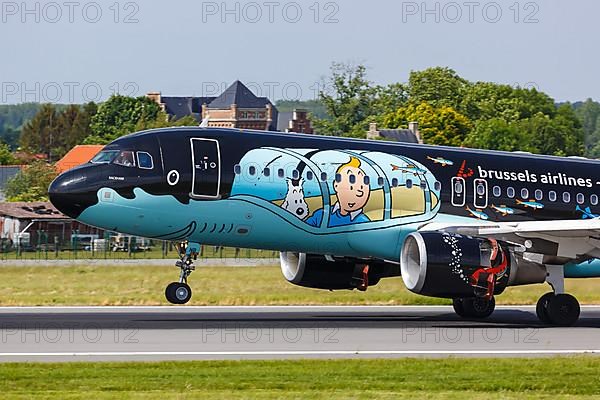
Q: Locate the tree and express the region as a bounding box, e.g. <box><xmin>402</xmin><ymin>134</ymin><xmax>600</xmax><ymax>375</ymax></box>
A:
<box><xmin>312</xmin><ymin>63</ymin><xmax>407</xmax><ymax>137</ymax></box>
<box><xmin>465</xmin><ymin>118</ymin><xmax>532</xmax><ymax>152</ymax></box>
<box><xmin>4</xmin><ymin>161</ymin><xmax>58</xmax><ymax>202</ymax></box>
<box><xmin>521</xmin><ymin>105</ymin><xmax>584</xmax><ymax>157</ymax></box>
<box><xmin>19</xmin><ymin>104</ymin><xmax>58</xmax><ymax>161</ymax></box>
<box><xmin>86</xmin><ymin>95</ymin><xmax>162</xmax><ymax>144</ymax></box>
<box><xmin>381</xmin><ymin>102</ymin><xmax>473</xmax><ymax>147</ymax></box>
<box><xmin>574</xmin><ymin>98</ymin><xmax>600</xmax><ymax>157</ymax></box>
<box><xmin>0</xmin><ymin>141</ymin><xmax>16</xmax><ymax>165</ymax></box>
<box><xmin>407</xmin><ymin>67</ymin><xmax>469</xmax><ymax>109</ymax></box>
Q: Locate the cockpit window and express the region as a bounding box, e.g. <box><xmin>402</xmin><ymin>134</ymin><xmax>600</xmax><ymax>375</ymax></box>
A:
<box><xmin>112</xmin><ymin>151</ymin><xmax>136</xmax><ymax>167</ymax></box>
<box><xmin>90</xmin><ymin>150</ymin><xmax>119</xmax><ymax>164</ymax></box>
<box><xmin>137</xmin><ymin>152</ymin><xmax>154</xmax><ymax>169</ymax></box>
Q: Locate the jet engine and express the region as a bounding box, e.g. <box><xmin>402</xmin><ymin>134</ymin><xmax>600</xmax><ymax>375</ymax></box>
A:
<box><xmin>280</xmin><ymin>252</ymin><xmax>399</xmax><ymax>290</ymax></box>
<box><xmin>400</xmin><ymin>232</ymin><xmax>546</xmax><ymax>298</ymax></box>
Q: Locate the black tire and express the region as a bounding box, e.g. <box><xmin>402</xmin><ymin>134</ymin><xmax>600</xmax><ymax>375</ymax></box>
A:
<box><xmin>536</xmin><ymin>292</ymin><xmax>554</xmax><ymax>324</ymax></box>
<box><xmin>452</xmin><ymin>298</ymin><xmax>467</xmax><ymax>317</ymax></box>
<box><xmin>546</xmin><ymin>293</ymin><xmax>580</xmax><ymax>326</ymax></box>
<box><xmin>463</xmin><ymin>296</ymin><xmax>496</xmax><ymax>319</ymax></box>
<box><xmin>165</xmin><ymin>282</ymin><xmax>192</xmax><ymax>304</ymax></box>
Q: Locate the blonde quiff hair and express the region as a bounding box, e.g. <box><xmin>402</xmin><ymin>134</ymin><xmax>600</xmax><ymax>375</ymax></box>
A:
<box><xmin>336</xmin><ymin>157</ymin><xmax>361</xmax><ymax>175</ymax></box>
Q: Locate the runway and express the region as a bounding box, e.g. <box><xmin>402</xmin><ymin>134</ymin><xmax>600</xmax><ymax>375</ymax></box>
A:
<box><xmin>1</xmin><ymin>305</ymin><xmax>600</xmax><ymax>362</ymax></box>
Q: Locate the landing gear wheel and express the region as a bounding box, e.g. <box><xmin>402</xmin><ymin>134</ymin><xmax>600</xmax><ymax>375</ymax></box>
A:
<box><xmin>165</xmin><ymin>282</ymin><xmax>192</xmax><ymax>305</ymax></box>
<box><xmin>452</xmin><ymin>298</ymin><xmax>467</xmax><ymax>317</ymax></box>
<box><xmin>463</xmin><ymin>296</ymin><xmax>496</xmax><ymax>319</ymax></box>
<box><xmin>536</xmin><ymin>292</ymin><xmax>555</xmax><ymax>324</ymax></box>
<box><xmin>546</xmin><ymin>293</ymin><xmax>580</xmax><ymax>326</ymax></box>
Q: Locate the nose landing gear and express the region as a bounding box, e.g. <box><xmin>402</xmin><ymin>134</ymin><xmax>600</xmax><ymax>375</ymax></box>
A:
<box><xmin>165</xmin><ymin>241</ymin><xmax>200</xmax><ymax>305</ymax></box>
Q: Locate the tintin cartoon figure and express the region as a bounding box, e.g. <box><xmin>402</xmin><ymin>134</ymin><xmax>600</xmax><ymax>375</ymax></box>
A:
<box><xmin>307</xmin><ymin>157</ymin><xmax>371</xmax><ymax>227</ymax></box>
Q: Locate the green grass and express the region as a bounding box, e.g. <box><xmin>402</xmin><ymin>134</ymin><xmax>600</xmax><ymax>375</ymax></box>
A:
<box><xmin>0</xmin><ymin>358</ymin><xmax>599</xmax><ymax>399</ymax></box>
<box><xmin>1</xmin><ymin>265</ymin><xmax>600</xmax><ymax>306</ymax></box>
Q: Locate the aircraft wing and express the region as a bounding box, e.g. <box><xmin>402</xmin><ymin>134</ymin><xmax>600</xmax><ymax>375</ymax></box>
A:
<box><xmin>419</xmin><ymin>219</ymin><xmax>600</xmax><ymax>260</ymax></box>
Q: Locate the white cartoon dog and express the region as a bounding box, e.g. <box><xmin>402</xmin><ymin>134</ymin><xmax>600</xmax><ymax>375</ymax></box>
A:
<box><xmin>282</xmin><ymin>178</ymin><xmax>309</xmax><ymax>220</ymax></box>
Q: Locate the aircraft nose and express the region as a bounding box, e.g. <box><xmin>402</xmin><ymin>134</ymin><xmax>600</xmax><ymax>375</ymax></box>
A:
<box><xmin>48</xmin><ymin>168</ymin><xmax>99</xmax><ymax>219</ymax></box>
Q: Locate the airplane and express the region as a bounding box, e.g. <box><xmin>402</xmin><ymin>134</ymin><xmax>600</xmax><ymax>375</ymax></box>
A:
<box><xmin>48</xmin><ymin>127</ymin><xmax>600</xmax><ymax>326</ymax></box>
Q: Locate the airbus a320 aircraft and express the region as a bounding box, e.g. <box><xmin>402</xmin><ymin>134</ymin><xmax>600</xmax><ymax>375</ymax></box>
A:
<box><xmin>49</xmin><ymin>127</ymin><xmax>600</xmax><ymax>326</ymax></box>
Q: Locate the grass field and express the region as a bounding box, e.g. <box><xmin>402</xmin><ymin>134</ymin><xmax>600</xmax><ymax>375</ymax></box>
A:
<box><xmin>1</xmin><ymin>265</ymin><xmax>600</xmax><ymax>306</ymax></box>
<box><xmin>0</xmin><ymin>358</ymin><xmax>599</xmax><ymax>399</ymax></box>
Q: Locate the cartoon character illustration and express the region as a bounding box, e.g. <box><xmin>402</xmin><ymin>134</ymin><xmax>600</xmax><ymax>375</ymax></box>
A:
<box><xmin>517</xmin><ymin>199</ymin><xmax>544</xmax><ymax>210</ymax></box>
<box><xmin>391</xmin><ymin>164</ymin><xmax>428</xmax><ymax>176</ymax></box>
<box><xmin>576</xmin><ymin>205</ymin><xmax>599</xmax><ymax>219</ymax></box>
<box><xmin>491</xmin><ymin>204</ymin><xmax>515</xmax><ymax>217</ymax></box>
<box><xmin>307</xmin><ymin>157</ymin><xmax>371</xmax><ymax>227</ymax></box>
<box><xmin>427</xmin><ymin>156</ymin><xmax>454</xmax><ymax>167</ymax></box>
<box><xmin>466</xmin><ymin>206</ymin><xmax>489</xmax><ymax>220</ymax></box>
<box><xmin>281</xmin><ymin>178</ymin><xmax>309</xmax><ymax>220</ymax></box>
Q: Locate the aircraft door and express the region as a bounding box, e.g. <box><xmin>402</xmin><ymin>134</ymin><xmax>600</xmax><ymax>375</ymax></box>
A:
<box><xmin>451</xmin><ymin>177</ymin><xmax>466</xmax><ymax>206</ymax></box>
<box><xmin>190</xmin><ymin>138</ymin><xmax>221</xmax><ymax>199</ymax></box>
<box><xmin>474</xmin><ymin>178</ymin><xmax>488</xmax><ymax>208</ymax></box>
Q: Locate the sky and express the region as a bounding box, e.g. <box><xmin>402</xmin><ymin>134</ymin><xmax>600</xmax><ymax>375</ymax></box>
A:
<box><xmin>0</xmin><ymin>0</ymin><xmax>598</xmax><ymax>104</ymax></box>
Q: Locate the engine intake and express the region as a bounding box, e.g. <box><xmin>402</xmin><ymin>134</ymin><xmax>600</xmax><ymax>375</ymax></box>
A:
<box><xmin>400</xmin><ymin>232</ymin><xmax>512</xmax><ymax>298</ymax></box>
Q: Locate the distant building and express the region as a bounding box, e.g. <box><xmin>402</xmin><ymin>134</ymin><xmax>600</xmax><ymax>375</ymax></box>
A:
<box><xmin>277</xmin><ymin>109</ymin><xmax>314</xmax><ymax>134</ymax></box>
<box><xmin>56</xmin><ymin>145</ymin><xmax>104</xmax><ymax>174</ymax></box>
<box><xmin>0</xmin><ymin>201</ymin><xmax>101</xmax><ymax>249</ymax></box>
<box><xmin>148</xmin><ymin>80</ymin><xmax>278</xmax><ymax>131</ymax></box>
<box><xmin>367</xmin><ymin>122</ymin><xmax>422</xmax><ymax>143</ymax></box>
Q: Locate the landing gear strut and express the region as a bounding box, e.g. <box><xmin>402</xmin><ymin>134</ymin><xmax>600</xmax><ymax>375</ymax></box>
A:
<box><xmin>165</xmin><ymin>241</ymin><xmax>199</xmax><ymax>305</ymax></box>
<box><xmin>536</xmin><ymin>265</ymin><xmax>580</xmax><ymax>326</ymax></box>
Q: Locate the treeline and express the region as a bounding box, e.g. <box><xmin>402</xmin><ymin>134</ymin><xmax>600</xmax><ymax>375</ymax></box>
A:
<box><xmin>312</xmin><ymin>65</ymin><xmax>588</xmax><ymax>157</ymax></box>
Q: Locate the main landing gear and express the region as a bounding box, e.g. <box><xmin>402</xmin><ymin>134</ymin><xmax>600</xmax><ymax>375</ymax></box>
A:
<box><xmin>452</xmin><ymin>296</ymin><xmax>496</xmax><ymax>319</ymax></box>
<box><xmin>535</xmin><ymin>265</ymin><xmax>580</xmax><ymax>326</ymax></box>
<box><xmin>165</xmin><ymin>241</ymin><xmax>200</xmax><ymax>305</ymax></box>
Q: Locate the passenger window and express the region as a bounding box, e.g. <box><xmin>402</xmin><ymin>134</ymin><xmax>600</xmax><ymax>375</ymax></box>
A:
<box><xmin>521</xmin><ymin>188</ymin><xmax>529</xmax><ymax>199</ymax></box>
<box><xmin>549</xmin><ymin>191</ymin><xmax>557</xmax><ymax>202</ymax></box>
<box><xmin>292</xmin><ymin>169</ymin><xmax>300</xmax><ymax>180</ymax></box>
<box><xmin>320</xmin><ymin>172</ymin><xmax>328</xmax><ymax>182</ymax></box>
<box><xmin>263</xmin><ymin>167</ymin><xmax>270</xmax><ymax>177</ymax></box>
<box><xmin>534</xmin><ymin>189</ymin><xmax>543</xmax><ymax>201</ymax></box>
<box><xmin>234</xmin><ymin>164</ymin><xmax>241</xmax><ymax>175</ymax></box>
<box><xmin>406</xmin><ymin>179</ymin><xmax>413</xmax><ymax>189</ymax></box>
<box><xmin>477</xmin><ymin>184</ymin><xmax>486</xmax><ymax>196</ymax></box>
<box><xmin>563</xmin><ymin>192</ymin><xmax>571</xmax><ymax>203</ymax></box>
<box><xmin>278</xmin><ymin>169</ymin><xmax>285</xmax><ymax>178</ymax></box>
<box><xmin>591</xmin><ymin>194</ymin><xmax>599</xmax><ymax>206</ymax></box>
<box><xmin>577</xmin><ymin>193</ymin><xmax>585</xmax><ymax>204</ymax></box>
<box><xmin>507</xmin><ymin>187</ymin><xmax>515</xmax><ymax>198</ymax></box>
<box><xmin>377</xmin><ymin>177</ymin><xmax>385</xmax><ymax>187</ymax></box>
<box><xmin>454</xmin><ymin>181</ymin><xmax>463</xmax><ymax>194</ymax></box>
<box><xmin>136</xmin><ymin>152</ymin><xmax>153</xmax><ymax>169</ymax></box>
<box><xmin>434</xmin><ymin>181</ymin><xmax>441</xmax><ymax>191</ymax></box>
<box><xmin>349</xmin><ymin>174</ymin><xmax>356</xmax><ymax>184</ymax></box>
<box><xmin>364</xmin><ymin>176</ymin><xmax>370</xmax><ymax>185</ymax></box>
<box><xmin>493</xmin><ymin>186</ymin><xmax>501</xmax><ymax>197</ymax></box>
<box><xmin>392</xmin><ymin>178</ymin><xmax>399</xmax><ymax>187</ymax></box>
<box><xmin>306</xmin><ymin>171</ymin><xmax>313</xmax><ymax>181</ymax></box>
<box><xmin>335</xmin><ymin>173</ymin><xmax>342</xmax><ymax>183</ymax></box>
<box><xmin>420</xmin><ymin>181</ymin><xmax>427</xmax><ymax>190</ymax></box>
<box><xmin>113</xmin><ymin>151</ymin><xmax>135</xmax><ymax>167</ymax></box>
<box><xmin>249</xmin><ymin>166</ymin><xmax>256</xmax><ymax>176</ymax></box>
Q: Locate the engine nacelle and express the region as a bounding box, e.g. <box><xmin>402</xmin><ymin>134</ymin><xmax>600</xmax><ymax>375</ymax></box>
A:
<box><xmin>400</xmin><ymin>232</ymin><xmax>514</xmax><ymax>298</ymax></box>
<box><xmin>280</xmin><ymin>252</ymin><xmax>398</xmax><ymax>290</ymax></box>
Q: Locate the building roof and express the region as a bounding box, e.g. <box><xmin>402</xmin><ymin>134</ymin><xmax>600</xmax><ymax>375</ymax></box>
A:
<box><xmin>55</xmin><ymin>145</ymin><xmax>104</xmax><ymax>173</ymax></box>
<box><xmin>0</xmin><ymin>202</ymin><xmax>67</xmax><ymax>220</ymax></box>
<box><xmin>208</xmin><ymin>80</ymin><xmax>272</xmax><ymax>109</ymax></box>
<box><xmin>377</xmin><ymin>129</ymin><xmax>419</xmax><ymax>143</ymax></box>
<box><xmin>161</xmin><ymin>96</ymin><xmax>216</xmax><ymax>119</ymax></box>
